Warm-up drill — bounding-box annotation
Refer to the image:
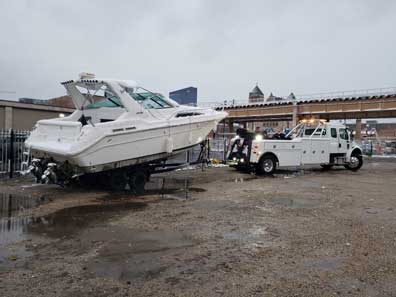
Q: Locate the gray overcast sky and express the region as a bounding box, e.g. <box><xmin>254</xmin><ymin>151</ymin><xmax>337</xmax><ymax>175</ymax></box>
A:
<box><xmin>1</xmin><ymin>0</ymin><xmax>396</xmax><ymax>102</ymax></box>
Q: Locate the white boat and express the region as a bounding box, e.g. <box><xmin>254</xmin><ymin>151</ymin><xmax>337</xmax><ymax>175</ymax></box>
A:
<box><xmin>24</xmin><ymin>73</ymin><xmax>227</xmax><ymax>188</ymax></box>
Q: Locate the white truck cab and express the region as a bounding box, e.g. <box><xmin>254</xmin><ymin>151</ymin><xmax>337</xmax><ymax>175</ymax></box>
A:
<box><xmin>228</xmin><ymin>120</ymin><xmax>363</xmax><ymax>174</ymax></box>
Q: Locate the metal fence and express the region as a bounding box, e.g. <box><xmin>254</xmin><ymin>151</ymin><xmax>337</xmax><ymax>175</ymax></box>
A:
<box><xmin>165</xmin><ymin>136</ymin><xmax>232</xmax><ymax>165</ymax></box>
<box><xmin>0</xmin><ymin>129</ymin><xmax>30</xmax><ymax>178</ymax></box>
<box><xmin>359</xmin><ymin>139</ymin><xmax>396</xmax><ymax>156</ymax></box>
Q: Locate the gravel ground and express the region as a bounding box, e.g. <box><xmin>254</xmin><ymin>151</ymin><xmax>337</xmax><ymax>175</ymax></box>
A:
<box><xmin>1</xmin><ymin>159</ymin><xmax>396</xmax><ymax>296</ymax></box>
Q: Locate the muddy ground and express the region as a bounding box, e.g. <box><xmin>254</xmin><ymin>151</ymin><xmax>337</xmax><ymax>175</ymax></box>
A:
<box><xmin>1</xmin><ymin>159</ymin><xmax>396</xmax><ymax>296</ymax></box>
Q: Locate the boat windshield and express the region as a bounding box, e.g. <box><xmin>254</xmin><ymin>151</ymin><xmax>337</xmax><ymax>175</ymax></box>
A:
<box><xmin>78</xmin><ymin>83</ymin><xmax>173</xmax><ymax>110</ymax></box>
<box><xmin>85</xmin><ymin>90</ymin><xmax>123</xmax><ymax>109</ymax></box>
<box><xmin>126</xmin><ymin>88</ymin><xmax>173</xmax><ymax>109</ymax></box>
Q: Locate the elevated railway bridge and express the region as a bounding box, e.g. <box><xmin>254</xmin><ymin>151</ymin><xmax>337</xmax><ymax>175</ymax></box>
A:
<box><xmin>210</xmin><ymin>88</ymin><xmax>396</xmax><ymax>140</ymax></box>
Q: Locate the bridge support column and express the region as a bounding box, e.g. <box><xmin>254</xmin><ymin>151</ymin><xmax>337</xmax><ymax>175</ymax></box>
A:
<box><xmin>292</xmin><ymin>102</ymin><xmax>299</xmax><ymax>127</ymax></box>
<box><xmin>355</xmin><ymin>118</ymin><xmax>362</xmax><ymax>142</ymax></box>
<box><xmin>227</xmin><ymin>119</ymin><xmax>234</xmax><ymax>133</ymax></box>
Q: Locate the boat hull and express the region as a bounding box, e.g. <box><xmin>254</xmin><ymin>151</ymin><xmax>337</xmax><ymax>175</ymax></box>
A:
<box><xmin>29</xmin><ymin>119</ymin><xmax>218</xmax><ymax>173</ymax></box>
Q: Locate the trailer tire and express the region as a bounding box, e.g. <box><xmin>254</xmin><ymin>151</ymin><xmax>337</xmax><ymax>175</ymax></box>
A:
<box><xmin>320</xmin><ymin>164</ymin><xmax>334</xmax><ymax>170</ymax></box>
<box><xmin>108</xmin><ymin>171</ymin><xmax>127</xmax><ymax>191</ymax></box>
<box><xmin>344</xmin><ymin>152</ymin><xmax>363</xmax><ymax>171</ymax></box>
<box><xmin>257</xmin><ymin>155</ymin><xmax>277</xmax><ymax>175</ymax></box>
<box><xmin>79</xmin><ymin>174</ymin><xmax>98</xmax><ymax>188</ymax></box>
<box><xmin>128</xmin><ymin>171</ymin><xmax>146</xmax><ymax>195</ymax></box>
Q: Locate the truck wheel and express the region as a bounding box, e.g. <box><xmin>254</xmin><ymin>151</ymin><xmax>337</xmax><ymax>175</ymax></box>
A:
<box><xmin>108</xmin><ymin>171</ymin><xmax>127</xmax><ymax>191</ymax></box>
<box><xmin>320</xmin><ymin>164</ymin><xmax>334</xmax><ymax>170</ymax></box>
<box><xmin>344</xmin><ymin>152</ymin><xmax>363</xmax><ymax>171</ymax></box>
<box><xmin>257</xmin><ymin>155</ymin><xmax>276</xmax><ymax>175</ymax></box>
<box><xmin>128</xmin><ymin>171</ymin><xmax>146</xmax><ymax>195</ymax></box>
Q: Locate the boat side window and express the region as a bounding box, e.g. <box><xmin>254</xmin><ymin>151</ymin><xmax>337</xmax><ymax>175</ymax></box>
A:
<box><xmin>331</xmin><ymin>128</ymin><xmax>337</xmax><ymax>138</ymax></box>
<box><xmin>176</xmin><ymin>112</ymin><xmax>203</xmax><ymax>117</ymax></box>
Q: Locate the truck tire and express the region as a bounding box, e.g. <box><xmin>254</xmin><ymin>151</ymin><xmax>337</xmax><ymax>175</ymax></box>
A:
<box><xmin>320</xmin><ymin>164</ymin><xmax>334</xmax><ymax>170</ymax></box>
<box><xmin>257</xmin><ymin>155</ymin><xmax>276</xmax><ymax>175</ymax></box>
<box><xmin>344</xmin><ymin>152</ymin><xmax>363</xmax><ymax>171</ymax></box>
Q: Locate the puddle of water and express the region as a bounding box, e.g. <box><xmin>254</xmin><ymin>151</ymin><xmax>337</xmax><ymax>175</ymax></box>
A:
<box><xmin>304</xmin><ymin>257</ymin><xmax>343</xmax><ymax>271</ymax></box>
<box><xmin>0</xmin><ymin>192</ymin><xmax>52</xmax><ymax>247</ymax></box>
<box><xmin>26</xmin><ymin>202</ymin><xmax>147</xmax><ymax>239</ymax></box>
<box><xmin>0</xmin><ymin>192</ymin><xmax>51</xmax><ymax>219</ymax></box>
<box><xmin>0</xmin><ymin>200</ymin><xmax>147</xmax><ymax>269</ymax></box>
<box><xmin>143</xmin><ymin>176</ymin><xmax>206</xmax><ymax>200</ymax></box>
<box><xmin>271</xmin><ymin>196</ymin><xmax>321</xmax><ymax>209</ymax></box>
<box><xmin>0</xmin><ymin>192</ymin><xmax>52</xmax><ymax>269</ymax></box>
<box><xmin>86</xmin><ymin>227</ymin><xmax>195</xmax><ymax>282</ymax></box>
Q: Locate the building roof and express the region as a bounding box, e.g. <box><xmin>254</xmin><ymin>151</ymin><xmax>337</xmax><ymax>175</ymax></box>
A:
<box><xmin>0</xmin><ymin>99</ymin><xmax>74</xmax><ymax>112</ymax></box>
<box><xmin>169</xmin><ymin>87</ymin><xmax>197</xmax><ymax>94</ymax></box>
<box><xmin>48</xmin><ymin>95</ymin><xmax>75</xmax><ymax>108</ymax></box>
<box><xmin>250</xmin><ymin>85</ymin><xmax>264</xmax><ymax>96</ymax></box>
<box><xmin>266</xmin><ymin>92</ymin><xmax>284</xmax><ymax>102</ymax></box>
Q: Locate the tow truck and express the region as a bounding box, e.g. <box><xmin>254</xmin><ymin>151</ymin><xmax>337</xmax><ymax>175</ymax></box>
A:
<box><xmin>228</xmin><ymin>120</ymin><xmax>363</xmax><ymax>174</ymax></box>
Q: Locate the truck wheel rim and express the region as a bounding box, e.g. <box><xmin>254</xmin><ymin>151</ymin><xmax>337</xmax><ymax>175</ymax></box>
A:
<box><xmin>263</xmin><ymin>159</ymin><xmax>273</xmax><ymax>172</ymax></box>
<box><xmin>349</xmin><ymin>156</ymin><xmax>359</xmax><ymax>168</ymax></box>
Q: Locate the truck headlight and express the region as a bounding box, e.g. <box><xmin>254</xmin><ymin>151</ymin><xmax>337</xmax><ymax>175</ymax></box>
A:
<box><xmin>255</xmin><ymin>134</ymin><xmax>263</xmax><ymax>141</ymax></box>
<box><xmin>240</xmin><ymin>158</ymin><xmax>245</xmax><ymax>163</ymax></box>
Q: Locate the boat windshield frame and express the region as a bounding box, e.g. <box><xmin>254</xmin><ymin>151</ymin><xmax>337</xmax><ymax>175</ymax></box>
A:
<box><xmin>125</xmin><ymin>87</ymin><xmax>177</xmax><ymax>110</ymax></box>
<box><xmin>63</xmin><ymin>79</ymin><xmax>178</xmax><ymax>111</ymax></box>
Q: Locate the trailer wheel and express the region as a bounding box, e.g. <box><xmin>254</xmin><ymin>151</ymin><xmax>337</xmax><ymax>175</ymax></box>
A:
<box><xmin>108</xmin><ymin>171</ymin><xmax>127</xmax><ymax>191</ymax></box>
<box><xmin>344</xmin><ymin>152</ymin><xmax>363</xmax><ymax>171</ymax></box>
<box><xmin>257</xmin><ymin>155</ymin><xmax>276</xmax><ymax>175</ymax></box>
<box><xmin>128</xmin><ymin>171</ymin><xmax>146</xmax><ymax>195</ymax></box>
<box><xmin>79</xmin><ymin>174</ymin><xmax>98</xmax><ymax>188</ymax></box>
<box><xmin>320</xmin><ymin>164</ymin><xmax>334</xmax><ymax>170</ymax></box>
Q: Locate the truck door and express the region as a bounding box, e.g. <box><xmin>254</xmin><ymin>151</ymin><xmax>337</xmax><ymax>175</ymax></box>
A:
<box><xmin>329</xmin><ymin>127</ymin><xmax>339</xmax><ymax>154</ymax></box>
<box><xmin>338</xmin><ymin>128</ymin><xmax>350</xmax><ymax>153</ymax></box>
